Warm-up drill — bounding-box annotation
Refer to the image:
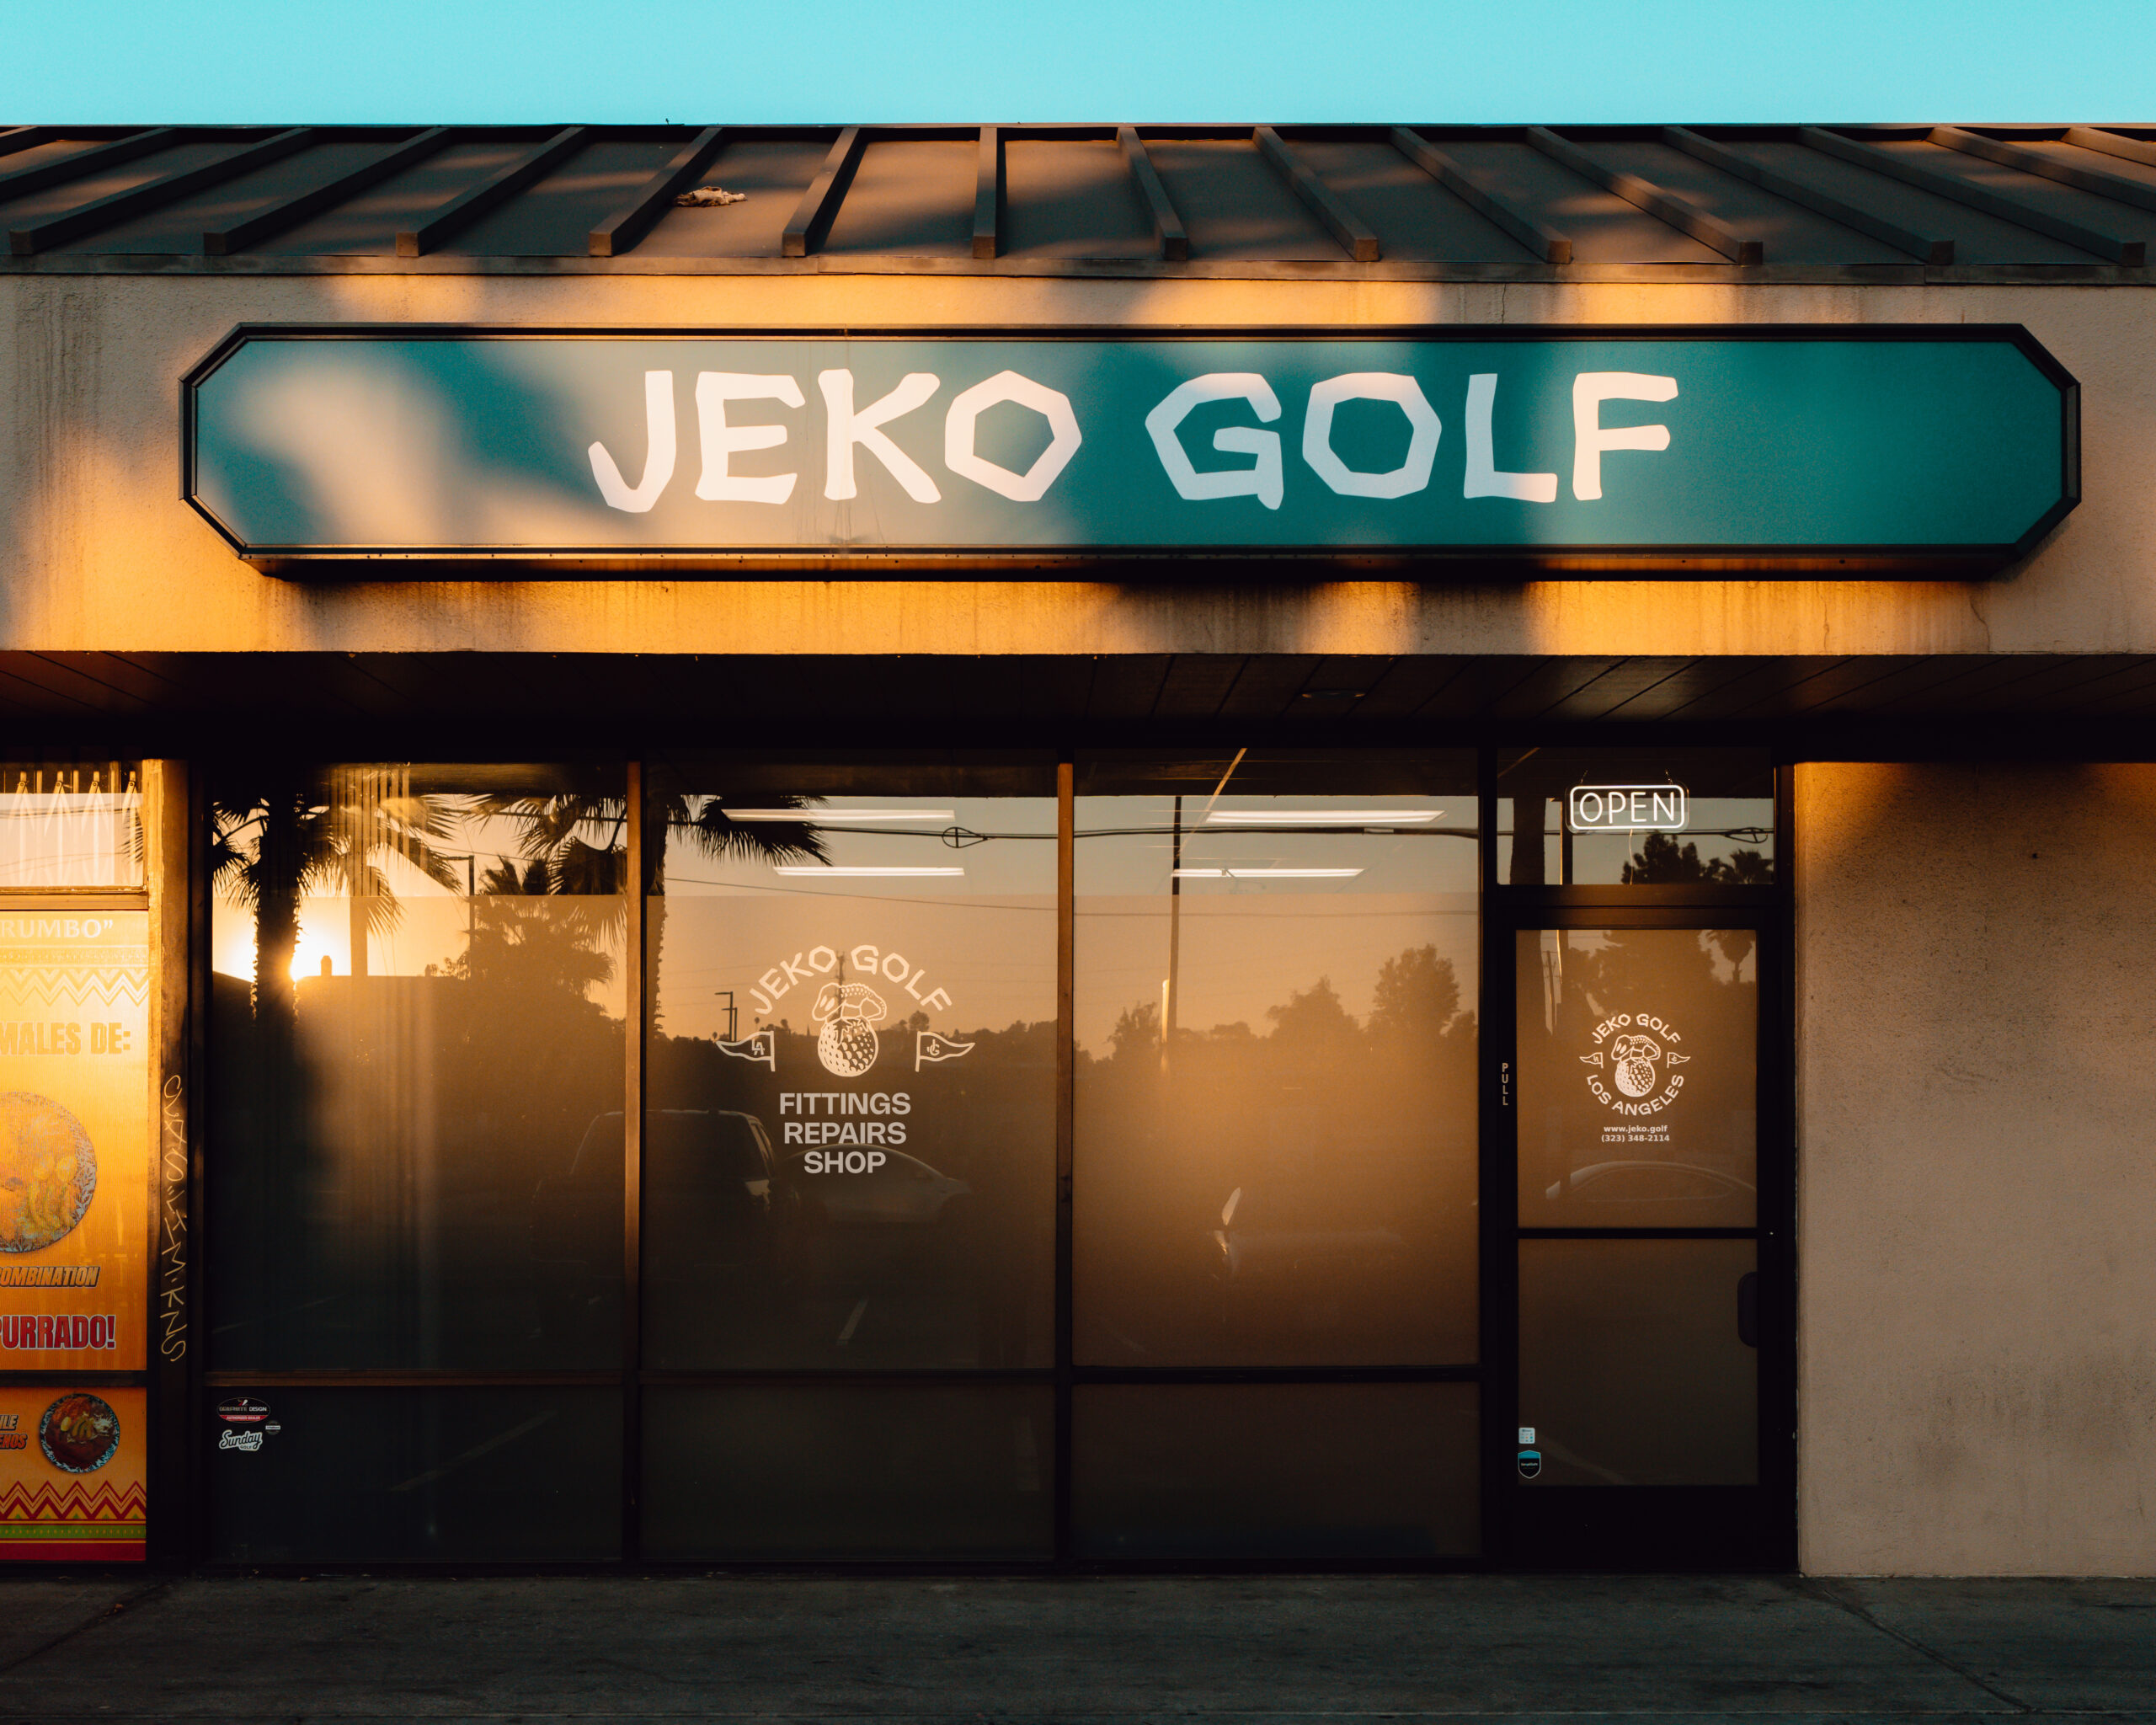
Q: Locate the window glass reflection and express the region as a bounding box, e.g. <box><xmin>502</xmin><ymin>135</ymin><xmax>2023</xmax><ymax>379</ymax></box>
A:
<box><xmin>1072</xmin><ymin>1383</ymin><xmax>1479</xmax><ymax>1557</ymax></box>
<box><xmin>1515</xmin><ymin>927</ymin><xmax>1758</xmax><ymax>1228</ymax></box>
<box><xmin>643</xmin><ymin>1385</ymin><xmax>1053</xmax><ymax>1558</ymax></box>
<box><xmin>1497</xmin><ymin>749</ymin><xmax>1774</xmax><ymax>888</ymax></box>
<box><xmin>208</xmin><ymin>766</ymin><xmax>627</xmax><ymax>1369</ymax></box>
<box><xmin>645</xmin><ymin>760</ymin><xmax>1056</xmax><ymax>1370</ymax></box>
<box><xmin>211</xmin><ymin>1386</ymin><xmax>622</xmax><ymax>1562</ymax></box>
<box><xmin>1518</xmin><ymin>1238</ymin><xmax>1758</xmax><ymax>1487</ymax></box>
<box><xmin>1074</xmin><ymin>751</ymin><xmax>1479</xmax><ymax>1368</ymax></box>
<box><xmin>0</xmin><ymin>761</ymin><xmax>142</xmax><ymax>889</ymax></box>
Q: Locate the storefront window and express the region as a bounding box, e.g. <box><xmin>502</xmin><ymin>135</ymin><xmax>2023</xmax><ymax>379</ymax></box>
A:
<box><xmin>1497</xmin><ymin>749</ymin><xmax>1774</xmax><ymax>888</ymax></box>
<box><xmin>642</xmin><ymin>758</ymin><xmax>1058</xmax><ymax>1371</ymax></box>
<box><xmin>639</xmin><ymin>757</ymin><xmax>1058</xmax><ymax>1558</ymax></box>
<box><xmin>208</xmin><ymin>764</ymin><xmax>627</xmax><ymax>1370</ymax></box>
<box><xmin>0</xmin><ymin>761</ymin><xmax>142</xmax><ymax>889</ymax></box>
<box><xmin>1073</xmin><ymin>751</ymin><xmax>1480</xmax><ymax>1367</ymax></box>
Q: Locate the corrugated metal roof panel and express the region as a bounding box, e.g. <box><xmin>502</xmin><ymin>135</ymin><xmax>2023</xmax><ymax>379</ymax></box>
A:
<box><xmin>1001</xmin><ymin>137</ymin><xmax>1156</xmax><ymax>259</ymax></box>
<box><xmin>43</xmin><ymin>137</ymin><xmax>387</xmax><ymax>255</ymax></box>
<box><xmin>1143</xmin><ymin>136</ymin><xmax>1341</xmax><ymax>260</ymax></box>
<box><xmin>0</xmin><ymin>136</ymin><xmax>242</xmax><ymax>231</ymax></box>
<box><xmin>1435</xmin><ymin>136</ymin><xmax>1725</xmax><ymax>264</ymax></box>
<box><xmin>820</xmin><ymin>137</ymin><xmax>974</xmax><ymax>256</ymax></box>
<box><xmin>2</xmin><ymin>123</ymin><xmax>2153</xmax><ymax>276</ymax></box>
<box><xmin>637</xmin><ymin>136</ymin><xmax>832</xmax><ymax>257</ymax></box>
<box><xmin>1586</xmin><ymin>136</ymin><xmax>1909</xmax><ymax>265</ymax></box>
<box><xmin>248</xmin><ymin>136</ymin><xmax>536</xmax><ymax>254</ymax></box>
<box><xmin>1289</xmin><ymin>136</ymin><xmax>1539</xmax><ymax>262</ymax></box>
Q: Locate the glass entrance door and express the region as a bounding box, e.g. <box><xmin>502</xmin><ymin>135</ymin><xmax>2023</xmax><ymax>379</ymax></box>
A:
<box><xmin>1503</xmin><ymin>917</ymin><xmax>1786</xmax><ymax>1567</ymax></box>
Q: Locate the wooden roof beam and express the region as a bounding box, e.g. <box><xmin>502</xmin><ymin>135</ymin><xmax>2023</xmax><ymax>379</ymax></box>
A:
<box><xmin>1662</xmin><ymin>127</ymin><xmax>1951</xmax><ymax>264</ymax></box>
<box><xmin>782</xmin><ymin>127</ymin><xmax>862</xmax><ymax>258</ymax></box>
<box><xmin>1254</xmin><ymin>126</ymin><xmax>1380</xmax><ymax>262</ymax></box>
<box><xmin>1117</xmin><ymin>128</ymin><xmax>1188</xmax><ymax>261</ymax></box>
<box><xmin>205</xmin><ymin>126</ymin><xmax>450</xmax><ymax>255</ymax></box>
<box><xmin>1527</xmin><ymin>126</ymin><xmax>1764</xmax><ymax>262</ymax></box>
<box><xmin>973</xmin><ymin>126</ymin><xmax>1001</xmax><ymax>260</ymax></box>
<box><xmin>395</xmin><ymin>126</ymin><xmax>588</xmax><ymax>259</ymax></box>
<box><xmin>1800</xmin><ymin>126</ymin><xmax>2144</xmax><ymax>264</ymax></box>
<box><xmin>1389</xmin><ymin>127</ymin><xmax>1572</xmax><ymax>263</ymax></box>
<box><xmin>587</xmin><ymin>126</ymin><xmax>726</xmax><ymax>257</ymax></box>
<box><xmin>0</xmin><ymin>126</ymin><xmax>178</xmax><ymax>205</ymax></box>
<box><xmin>1930</xmin><ymin>125</ymin><xmax>2156</xmax><ymax>217</ymax></box>
<box><xmin>11</xmin><ymin>127</ymin><xmax>316</xmax><ymax>256</ymax></box>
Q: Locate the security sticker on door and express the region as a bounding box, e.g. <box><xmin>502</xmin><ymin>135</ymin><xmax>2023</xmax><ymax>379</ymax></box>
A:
<box><xmin>1580</xmin><ymin>1011</ymin><xmax>1691</xmax><ymax>1144</ymax></box>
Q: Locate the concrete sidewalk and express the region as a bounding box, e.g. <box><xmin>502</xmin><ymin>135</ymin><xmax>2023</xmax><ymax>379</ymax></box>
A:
<box><xmin>1</xmin><ymin>1573</ymin><xmax>2152</xmax><ymax>1722</ymax></box>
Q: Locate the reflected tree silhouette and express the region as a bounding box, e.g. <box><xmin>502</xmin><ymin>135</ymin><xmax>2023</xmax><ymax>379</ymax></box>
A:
<box><xmin>1620</xmin><ymin>831</ymin><xmax>1773</xmax><ymax>887</ymax></box>
<box><xmin>477</xmin><ymin>789</ymin><xmax>830</xmax><ymax>1021</ymax></box>
<box><xmin>1077</xmin><ymin>942</ymin><xmax>1479</xmax><ymax>1366</ymax></box>
<box><xmin>211</xmin><ymin>771</ymin><xmax>462</xmax><ymax>1020</ymax></box>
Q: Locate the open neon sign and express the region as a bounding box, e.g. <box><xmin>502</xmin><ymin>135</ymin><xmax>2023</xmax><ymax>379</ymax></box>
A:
<box><xmin>1567</xmin><ymin>784</ymin><xmax>1688</xmax><ymax>833</ymax></box>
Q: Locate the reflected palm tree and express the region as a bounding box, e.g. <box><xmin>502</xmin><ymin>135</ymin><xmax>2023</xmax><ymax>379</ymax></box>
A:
<box><xmin>211</xmin><ymin>768</ymin><xmax>463</xmax><ymax>1021</ymax></box>
<box><xmin>476</xmin><ymin>788</ymin><xmax>829</xmax><ymax>1024</ymax></box>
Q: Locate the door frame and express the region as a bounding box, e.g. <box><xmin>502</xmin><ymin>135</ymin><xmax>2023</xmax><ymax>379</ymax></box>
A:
<box><xmin>1479</xmin><ymin>773</ymin><xmax>1796</xmax><ymax>1570</ymax></box>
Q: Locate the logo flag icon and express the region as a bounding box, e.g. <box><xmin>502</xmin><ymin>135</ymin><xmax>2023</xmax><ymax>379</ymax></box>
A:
<box><xmin>717</xmin><ymin>1028</ymin><xmax>776</xmax><ymax>1070</ymax></box>
<box><xmin>915</xmin><ymin>1032</ymin><xmax>975</xmax><ymax>1071</ymax></box>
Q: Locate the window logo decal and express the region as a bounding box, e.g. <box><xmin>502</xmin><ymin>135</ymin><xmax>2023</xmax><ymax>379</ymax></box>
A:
<box><xmin>813</xmin><ymin>982</ymin><xmax>888</xmax><ymax>1077</ymax></box>
<box><xmin>1581</xmin><ymin>1012</ymin><xmax>1691</xmax><ymax>1124</ymax></box>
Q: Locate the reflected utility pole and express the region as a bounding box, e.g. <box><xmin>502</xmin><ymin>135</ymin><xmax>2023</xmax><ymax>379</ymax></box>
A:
<box><xmin>1163</xmin><ymin>794</ymin><xmax>1182</xmax><ymax>1077</ymax></box>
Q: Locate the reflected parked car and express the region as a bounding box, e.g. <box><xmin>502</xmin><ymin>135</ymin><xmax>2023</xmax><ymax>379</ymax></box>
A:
<box><xmin>1208</xmin><ymin>1184</ymin><xmax>1407</xmax><ymax>1332</ymax></box>
<box><xmin>533</xmin><ymin>1109</ymin><xmax>803</xmax><ymax>1287</ymax></box>
<box><xmin>1543</xmin><ymin>1161</ymin><xmax>1756</xmax><ymax>1206</ymax></box>
<box><xmin>782</xmin><ymin>1148</ymin><xmax>972</xmax><ymax>1228</ymax></box>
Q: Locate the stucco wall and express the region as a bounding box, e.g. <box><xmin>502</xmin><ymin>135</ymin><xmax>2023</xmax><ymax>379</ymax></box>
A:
<box><xmin>1797</xmin><ymin>760</ymin><xmax>2156</xmax><ymax>1574</ymax></box>
<box><xmin>3</xmin><ymin>270</ymin><xmax>2154</xmax><ymax>658</ymax></box>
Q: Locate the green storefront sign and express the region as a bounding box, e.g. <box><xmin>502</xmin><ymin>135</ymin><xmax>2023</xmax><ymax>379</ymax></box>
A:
<box><xmin>184</xmin><ymin>326</ymin><xmax>2077</xmax><ymax>573</ymax></box>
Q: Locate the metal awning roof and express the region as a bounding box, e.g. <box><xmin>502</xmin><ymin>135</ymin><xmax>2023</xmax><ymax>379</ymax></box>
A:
<box><xmin>3</xmin><ymin>123</ymin><xmax>2154</xmax><ymax>280</ymax></box>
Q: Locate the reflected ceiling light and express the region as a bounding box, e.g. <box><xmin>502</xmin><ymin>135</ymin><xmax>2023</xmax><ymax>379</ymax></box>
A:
<box><xmin>727</xmin><ymin>809</ymin><xmax>956</xmax><ymax>822</ymax></box>
<box><xmin>1173</xmin><ymin>867</ymin><xmax>1364</xmax><ymax>879</ymax></box>
<box><xmin>772</xmin><ymin>865</ymin><xmax>964</xmax><ymax>877</ymax></box>
<box><xmin>1203</xmin><ymin>809</ymin><xmax>1438</xmax><ymax>825</ymax></box>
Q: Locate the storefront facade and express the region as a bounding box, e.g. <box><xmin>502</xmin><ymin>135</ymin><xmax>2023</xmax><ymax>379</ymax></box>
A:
<box><xmin>0</xmin><ymin>121</ymin><xmax>2152</xmax><ymax>1574</ymax></box>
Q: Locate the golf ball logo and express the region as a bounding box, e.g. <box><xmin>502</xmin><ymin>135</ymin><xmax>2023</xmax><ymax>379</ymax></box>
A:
<box><xmin>813</xmin><ymin>981</ymin><xmax>889</xmax><ymax>1077</ymax></box>
<box><xmin>1610</xmin><ymin>1033</ymin><xmax>1662</xmax><ymax>1097</ymax></box>
<box><xmin>1581</xmin><ymin>1012</ymin><xmax>1690</xmax><ymax>1114</ymax></box>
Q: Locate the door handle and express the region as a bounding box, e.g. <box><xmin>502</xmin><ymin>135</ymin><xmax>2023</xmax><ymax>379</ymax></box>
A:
<box><xmin>1737</xmin><ymin>1271</ymin><xmax>1759</xmax><ymax>1348</ymax></box>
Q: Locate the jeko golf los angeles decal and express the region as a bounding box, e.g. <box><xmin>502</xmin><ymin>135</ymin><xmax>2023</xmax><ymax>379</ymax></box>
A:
<box><xmin>1580</xmin><ymin>1011</ymin><xmax>1691</xmax><ymax>1145</ymax></box>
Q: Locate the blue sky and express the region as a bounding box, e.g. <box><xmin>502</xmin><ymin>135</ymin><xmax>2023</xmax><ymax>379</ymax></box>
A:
<box><xmin>4</xmin><ymin>1</ymin><xmax>2149</xmax><ymax>125</ymax></box>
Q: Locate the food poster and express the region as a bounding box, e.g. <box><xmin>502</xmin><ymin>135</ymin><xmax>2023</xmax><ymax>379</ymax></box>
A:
<box><xmin>0</xmin><ymin>1386</ymin><xmax>145</xmax><ymax>1560</ymax></box>
<box><xmin>0</xmin><ymin>912</ymin><xmax>150</xmax><ymax>1370</ymax></box>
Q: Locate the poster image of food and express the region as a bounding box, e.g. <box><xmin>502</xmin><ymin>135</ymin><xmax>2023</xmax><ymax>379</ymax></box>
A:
<box><xmin>0</xmin><ymin>1385</ymin><xmax>145</xmax><ymax>1561</ymax></box>
<box><xmin>0</xmin><ymin>911</ymin><xmax>150</xmax><ymax>1370</ymax></box>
